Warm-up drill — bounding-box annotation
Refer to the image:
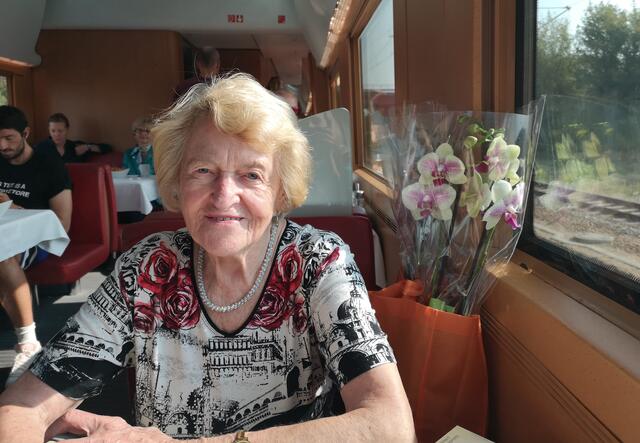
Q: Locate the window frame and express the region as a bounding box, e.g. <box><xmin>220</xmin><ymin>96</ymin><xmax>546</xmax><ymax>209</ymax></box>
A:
<box><xmin>0</xmin><ymin>70</ymin><xmax>13</xmax><ymax>105</ymax></box>
<box><xmin>350</xmin><ymin>0</ymin><xmax>396</xmax><ymax>191</ymax></box>
<box><xmin>515</xmin><ymin>0</ymin><xmax>640</xmax><ymax>315</ymax></box>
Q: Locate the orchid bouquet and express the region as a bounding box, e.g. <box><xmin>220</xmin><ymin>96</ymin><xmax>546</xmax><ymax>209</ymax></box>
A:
<box><xmin>385</xmin><ymin>100</ymin><xmax>544</xmax><ymax>315</ymax></box>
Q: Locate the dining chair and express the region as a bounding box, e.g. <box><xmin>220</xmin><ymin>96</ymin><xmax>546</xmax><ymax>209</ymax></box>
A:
<box><xmin>27</xmin><ymin>163</ymin><xmax>111</xmax><ymax>296</ymax></box>
<box><xmin>85</xmin><ymin>151</ymin><xmax>124</xmax><ymax>168</ymax></box>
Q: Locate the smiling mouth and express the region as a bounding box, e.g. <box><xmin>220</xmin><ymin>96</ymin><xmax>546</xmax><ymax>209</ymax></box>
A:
<box><xmin>207</xmin><ymin>216</ymin><xmax>243</xmax><ymax>222</ymax></box>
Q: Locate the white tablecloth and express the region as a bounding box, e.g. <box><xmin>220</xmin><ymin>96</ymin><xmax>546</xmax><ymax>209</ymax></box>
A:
<box><xmin>0</xmin><ymin>208</ymin><xmax>70</xmax><ymax>262</ymax></box>
<box><xmin>112</xmin><ymin>176</ymin><xmax>159</xmax><ymax>214</ymax></box>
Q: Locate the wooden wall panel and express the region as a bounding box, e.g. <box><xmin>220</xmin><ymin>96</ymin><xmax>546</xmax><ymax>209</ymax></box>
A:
<box><xmin>307</xmin><ymin>53</ymin><xmax>330</xmax><ymax>115</ymax></box>
<box><xmin>219</xmin><ymin>49</ymin><xmax>266</xmax><ymax>86</ymax></box>
<box><xmin>32</xmin><ymin>30</ymin><xmax>182</xmax><ymax>152</ymax></box>
<box><xmin>401</xmin><ymin>0</ymin><xmax>491</xmax><ymax>110</ymax></box>
<box><xmin>482</xmin><ymin>253</ymin><xmax>640</xmax><ymax>442</ymax></box>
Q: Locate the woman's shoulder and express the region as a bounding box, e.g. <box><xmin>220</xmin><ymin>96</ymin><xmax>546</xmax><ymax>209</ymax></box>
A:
<box><xmin>286</xmin><ymin>219</ymin><xmax>346</xmax><ymax>248</ymax></box>
<box><xmin>119</xmin><ymin>228</ymin><xmax>193</xmax><ymax>268</ymax></box>
<box><xmin>283</xmin><ymin>220</ymin><xmax>347</xmax><ymax>269</ymax></box>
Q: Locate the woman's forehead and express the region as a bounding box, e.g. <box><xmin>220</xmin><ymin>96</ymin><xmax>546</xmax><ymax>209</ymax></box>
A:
<box><xmin>183</xmin><ymin>121</ymin><xmax>274</xmax><ymax>166</ymax></box>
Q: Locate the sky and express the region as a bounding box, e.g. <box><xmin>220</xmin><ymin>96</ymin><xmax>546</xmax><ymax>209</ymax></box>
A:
<box><xmin>538</xmin><ymin>0</ymin><xmax>637</xmax><ymax>32</ymax></box>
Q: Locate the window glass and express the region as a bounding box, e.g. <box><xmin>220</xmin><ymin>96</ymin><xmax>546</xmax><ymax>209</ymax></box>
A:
<box><xmin>533</xmin><ymin>1</ymin><xmax>640</xmax><ymax>312</ymax></box>
<box><xmin>0</xmin><ymin>75</ymin><xmax>8</xmax><ymax>105</ymax></box>
<box><xmin>359</xmin><ymin>0</ymin><xmax>395</xmax><ymax>179</ymax></box>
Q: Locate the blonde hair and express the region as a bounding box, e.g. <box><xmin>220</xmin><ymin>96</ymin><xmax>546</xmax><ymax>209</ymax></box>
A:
<box><xmin>131</xmin><ymin>116</ymin><xmax>153</xmax><ymax>132</ymax></box>
<box><xmin>152</xmin><ymin>73</ymin><xmax>311</xmax><ymax>213</ymax></box>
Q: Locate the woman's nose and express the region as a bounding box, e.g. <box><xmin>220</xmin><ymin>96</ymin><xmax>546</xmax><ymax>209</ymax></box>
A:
<box><xmin>210</xmin><ymin>174</ymin><xmax>240</xmax><ymax>207</ymax></box>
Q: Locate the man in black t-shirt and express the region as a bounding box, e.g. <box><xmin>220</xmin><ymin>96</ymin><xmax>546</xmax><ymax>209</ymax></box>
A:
<box><xmin>0</xmin><ymin>105</ymin><xmax>72</xmax><ymax>386</ymax></box>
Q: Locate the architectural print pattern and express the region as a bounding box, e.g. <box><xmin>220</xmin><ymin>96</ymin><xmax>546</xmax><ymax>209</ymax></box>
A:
<box><xmin>31</xmin><ymin>222</ymin><xmax>394</xmax><ymax>438</ymax></box>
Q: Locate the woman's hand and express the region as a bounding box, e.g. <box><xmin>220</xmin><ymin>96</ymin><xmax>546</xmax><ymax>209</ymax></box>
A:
<box><xmin>45</xmin><ymin>409</ymin><xmax>175</xmax><ymax>442</ymax></box>
<box><xmin>75</xmin><ymin>144</ymin><xmax>100</xmax><ymax>156</ymax></box>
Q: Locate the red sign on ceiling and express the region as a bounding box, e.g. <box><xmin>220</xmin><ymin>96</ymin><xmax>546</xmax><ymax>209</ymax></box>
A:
<box><xmin>227</xmin><ymin>14</ymin><xmax>244</xmax><ymax>23</ymax></box>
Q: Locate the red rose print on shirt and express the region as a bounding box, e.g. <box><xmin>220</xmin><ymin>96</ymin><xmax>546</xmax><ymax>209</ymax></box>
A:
<box><xmin>159</xmin><ymin>270</ymin><xmax>200</xmax><ymax>330</ymax></box>
<box><xmin>315</xmin><ymin>247</ymin><xmax>340</xmax><ymax>278</ymax></box>
<box><xmin>133</xmin><ymin>301</ymin><xmax>156</xmax><ymax>333</ymax></box>
<box><xmin>291</xmin><ymin>293</ymin><xmax>308</xmax><ymax>333</ymax></box>
<box><xmin>138</xmin><ymin>243</ymin><xmax>178</xmax><ymax>294</ymax></box>
<box><xmin>249</xmin><ymin>284</ymin><xmax>292</xmax><ymax>330</ymax></box>
<box><xmin>274</xmin><ymin>244</ymin><xmax>303</xmax><ymax>293</ymax></box>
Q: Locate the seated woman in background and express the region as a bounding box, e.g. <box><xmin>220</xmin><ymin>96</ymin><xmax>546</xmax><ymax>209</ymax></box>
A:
<box><xmin>0</xmin><ymin>74</ymin><xmax>416</xmax><ymax>442</ymax></box>
<box><xmin>123</xmin><ymin>116</ymin><xmax>155</xmax><ymax>176</ymax></box>
<box><xmin>36</xmin><ymin>113</ymin><xmax>111</xmax><ymax>163</ymax></box>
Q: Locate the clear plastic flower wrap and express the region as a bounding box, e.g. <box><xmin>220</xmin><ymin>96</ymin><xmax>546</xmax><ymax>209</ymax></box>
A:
<box><xmin>383</xmin><ymin>99</ymin><xmax>545</xmax><ymax>315</ymax></box>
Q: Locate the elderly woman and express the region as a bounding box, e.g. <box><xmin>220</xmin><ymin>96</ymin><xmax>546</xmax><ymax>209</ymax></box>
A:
<box><xmin>0</xmin><ymin>74</ymin><xmax>415</xmax><ymax>442</ymax></box>
<box><xmin>123</xmin><ymin>116</ymin><xmax>155</xmax><ymax>176</ymax></box>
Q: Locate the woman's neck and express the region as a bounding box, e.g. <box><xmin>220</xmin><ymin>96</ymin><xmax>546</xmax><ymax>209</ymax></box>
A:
<box><xmin>202</xmin><ymin>220</ymin><xmax>281</xmax><ymax>299</ymax></box>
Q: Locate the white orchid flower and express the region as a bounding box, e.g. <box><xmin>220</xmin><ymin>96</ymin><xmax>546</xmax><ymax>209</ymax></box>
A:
<box><xmin>486</xmin><ymin>136</ymin><xmax>521</xmax><ymax>184</ymax></box>
<box><xmin>482</xmin><ymin>180</ymin><xmax>524</xmax><ymax>230</ymax></box>
<box><xmin>417</xmin><ymin>143</ymin><xmax>467</xmax><ymax>186</ymax></box>
<box><xmin>402</xmin><ymin>182</ymin><xmax>457</xmax><ymax>221</ymax></box>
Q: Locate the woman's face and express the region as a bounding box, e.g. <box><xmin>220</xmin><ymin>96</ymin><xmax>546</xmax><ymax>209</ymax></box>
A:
<box><xmin>179</xmin><ymin>118</ymin><xmax>281</xmax><ymax>258</ymax></box>
<box><xmin>48</xmin><ymin>122</ymin><xmax>68</xmax><ymax>145</ymax></box>
<box><xmin>133</xmin><ymin>127</ymin><xmax>151</xmax><ymax>147</ymax></box>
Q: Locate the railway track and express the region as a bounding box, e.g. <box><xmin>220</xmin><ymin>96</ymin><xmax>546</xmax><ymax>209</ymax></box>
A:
<box><xmin>533</xmin><ymin>181</ymin><xmax>640</xmax><ymax>223</ymax></box>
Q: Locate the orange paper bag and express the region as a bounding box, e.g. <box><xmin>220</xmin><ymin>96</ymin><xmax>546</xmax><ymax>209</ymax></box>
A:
<box><xmin>369</xmin><ymin>280</ymin><xmax>488</xmax><ymax>442</ymax></box>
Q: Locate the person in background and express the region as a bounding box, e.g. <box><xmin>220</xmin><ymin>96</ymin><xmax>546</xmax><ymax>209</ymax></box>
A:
<box><xmin>36</xmin><ymin>113</ymin><xmax>111</xmax><ymax>163</ymax></box>
<box><xmin>122</xmin><ymin>116</ymin><xmax>154</xmax><ymax>176</ymax></box>
<box><xmin>173</xmin><ymin>46</ymin><xmax>221</xmax><ymax>101</ymax></box>
<box><xmin>0</xmin><ymin>74</ymin><xmax>415</xmax><ymax>442</ymax></box>
<box><xmin>0</xmin><ymin>105</ymin><xmax>72</xmax><ymax>386</ymax></box>
<box><xmin>275</xmin><ymin>85</ymin><xmax>302</xmax><ymax>117</ymax></box>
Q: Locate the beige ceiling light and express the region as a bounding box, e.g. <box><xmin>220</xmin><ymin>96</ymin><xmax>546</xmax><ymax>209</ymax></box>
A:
<box><xmin>319</xmin><ymin>0</ymin><xmax>353</xmax><ymax>69</ymax></box>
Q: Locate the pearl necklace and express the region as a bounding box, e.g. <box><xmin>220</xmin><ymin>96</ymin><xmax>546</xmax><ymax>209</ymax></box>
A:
<box><xmin>195</xmin><ymin>220</ymin><xmax>279</xmax><ymax>313</ymax></box>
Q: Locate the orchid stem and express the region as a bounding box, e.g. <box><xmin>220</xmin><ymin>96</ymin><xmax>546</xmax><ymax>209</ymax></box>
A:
<box><xmin>461</xmin><ymin>226</ymin><xmax>496</xmax><ymax>315</ymax></box>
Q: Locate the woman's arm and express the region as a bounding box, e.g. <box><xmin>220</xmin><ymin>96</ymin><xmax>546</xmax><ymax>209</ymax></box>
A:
<box><xmin>59</xmin><ymin>365</ymin><xmax>415</xmax><ymax>443</ymax></box>
<box><xmin>244</xmin><ymin>364</ymin><xmax>416</xmax><ymax>442</ymax></box>
<box><xmin>0</xmin><ymin>372</ymin><xmax>79</xmax><ymax>442</ymax></box>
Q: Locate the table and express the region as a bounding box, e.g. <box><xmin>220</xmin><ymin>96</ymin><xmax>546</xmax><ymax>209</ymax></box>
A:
<box><xmin>112</xmin><ymin>176</ymin><xmax>159</xmax><ymax>214</ymax></box>
<box><xmin>0</xmin><ymin>208</ymin><xmax>70</xmax><ymax>262</ymax></box>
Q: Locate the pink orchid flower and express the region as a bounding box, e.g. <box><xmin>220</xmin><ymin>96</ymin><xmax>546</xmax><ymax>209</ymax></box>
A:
<box><xmin>417</xmin><ymin>143</ymin><xmax>467</xmax><ymax>186</ymax></box>
<box><xmin>482</xmin><ymin>180</ymin><xmax>524</xmax><ymax>230</ymax></box>
<box><xmin>486</xmin><ymin>136</ymin><xmax>521</xmax><ymax>184</ymax></box>
<box><xmin>460</xmin><ymin>171</ymin><xmax>492</xmax><ymax>218</ymax></box>
<box><xmin>402</xmin><ymin>182</ymin><xmax>456</xmax><ymax>221</ymax></box>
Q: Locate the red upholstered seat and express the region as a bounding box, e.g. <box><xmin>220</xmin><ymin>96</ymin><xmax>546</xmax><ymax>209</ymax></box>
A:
<box><xmin>86</xmin><ymin>151</ymin><xmax>123</xmax><ymax>168</ymax></box>
<box><xmin>291</xmin><ymin>215</ymin><xmax>376</xmax><ymax>289</ymax></box>
<box><xmin>100</xmin><ymin>164</ymin><xmax>123</xmax><ymax>254</ymax></box>
<box><xmin>119</xmin><ymin>213</ymin><xmax>186</xmax><ymax>252</ymax></box>
<box><xmin>27</xmin><ymin>164</ymin><xmax>110</xmax><ymax>285</ymax></box>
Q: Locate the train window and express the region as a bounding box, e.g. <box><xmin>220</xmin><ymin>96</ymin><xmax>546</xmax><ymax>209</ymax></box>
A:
<box><xmin>519</xmin><ymin>0</ymin><xmax>640</xmax><ymax>314</ymax></box>
<box><xmin>0</xmin><ymin>74</ymin><xmax>9</xmax><ymax>105</ymax></box>
<box><xmin>357</xmin><ymin>0</ymin><xmax>395</xmax><ymax>180</ymax></box>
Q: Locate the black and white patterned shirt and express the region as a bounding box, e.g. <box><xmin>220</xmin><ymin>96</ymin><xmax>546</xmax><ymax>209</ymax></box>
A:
<box><xmin>31</xmin><ymin>221</ymin><xmax>394</xmax><ymax>439</ymax></box>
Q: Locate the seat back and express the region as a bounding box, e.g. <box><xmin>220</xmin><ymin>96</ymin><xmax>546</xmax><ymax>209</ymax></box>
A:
<box><xmin>27</xmin><ymin>164</ymin><xmax>111</xmax><ymax>285</ymax></box>
<box><xmin>66</xmin><ymin>163</ymin><xmax>110</xmax><ymax>246</ymax></box>
<box><xmin>99</xmin><ymin>164</ymin><xmax>121</xmax><ymax>253</ymax></box>
<box><xmin>86</xmin><ymin>150</ymin><xmax>123</xmax><ymax>168</ymax></box>
<box><xmin>291</xmin><ymin>215</ymin><xmax>376</xmax><ymax>289</ymax></box>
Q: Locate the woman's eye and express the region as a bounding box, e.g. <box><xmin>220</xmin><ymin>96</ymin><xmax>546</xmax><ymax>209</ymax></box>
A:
<box><xmin>195</xmin><ymin>168</ymin><xmax>209</xmax><ymax>174</ymax></box>
<box><xmin>246</xmin><ymin>172</ymin><xmax>260</xmax><ymax>181</ymax></box>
